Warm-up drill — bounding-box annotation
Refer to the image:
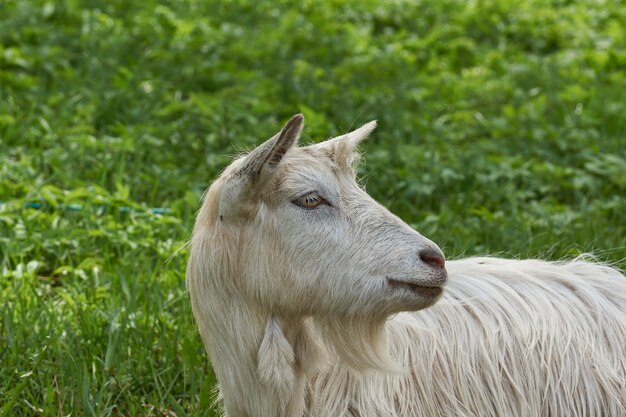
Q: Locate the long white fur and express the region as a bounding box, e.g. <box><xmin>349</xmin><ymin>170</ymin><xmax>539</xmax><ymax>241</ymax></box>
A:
<box><xmin>187</xmin><ymin>115</ymin><xmax>626</xmax><ymax>417</ymax></box>
<box><xmin>309</xmin><ymin>257</ymin><xmax>626</xmax><ymax>416</ymax></box>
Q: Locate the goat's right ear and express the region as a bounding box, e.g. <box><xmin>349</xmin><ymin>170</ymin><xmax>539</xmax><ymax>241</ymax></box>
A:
<box><xmin>218</xmin><ymin>114</ymin><xmax>304</xmax><ymax>220</ymax></box>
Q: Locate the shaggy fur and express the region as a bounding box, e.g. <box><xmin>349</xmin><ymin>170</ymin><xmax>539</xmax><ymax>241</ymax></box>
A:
<box><xmin>187</xmin><ymin>115</ymin><xmax>626</xmax><ymax>417</ymax></box>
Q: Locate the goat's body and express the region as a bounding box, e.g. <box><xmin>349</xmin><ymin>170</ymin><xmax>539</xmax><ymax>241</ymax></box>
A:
<box><xmin>308</xmin><ymin>257</ymin><xmax>626</xmax><ymax>417</ymax></box>
<box><xmin>187</xmin><ymin>116</ymin><xmax>626</xmax><ymax>417</ymax></box>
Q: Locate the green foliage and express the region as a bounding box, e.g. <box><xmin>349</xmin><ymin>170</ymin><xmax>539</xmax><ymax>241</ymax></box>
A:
<box><xmin>1</xmin><ymin>0</ymin><xmax>625</xmax><ymax>414</ymax></box>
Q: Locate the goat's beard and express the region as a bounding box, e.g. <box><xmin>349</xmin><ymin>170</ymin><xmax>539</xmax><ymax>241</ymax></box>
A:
<box><xmin>314</xmin><ymin>315</ymin><xmax>401</xmax><ymax>373</ymax></box>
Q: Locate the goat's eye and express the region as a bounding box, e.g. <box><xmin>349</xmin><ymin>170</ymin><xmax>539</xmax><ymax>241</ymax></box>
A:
<box><xmin>292</xmin><ymin>193</ymin><xmax>328</xmax><ymax>209</ymax></box>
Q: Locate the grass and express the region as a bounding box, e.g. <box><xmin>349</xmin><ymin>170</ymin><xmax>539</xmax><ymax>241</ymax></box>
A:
<box><xmin>1</xmin><ymin>0</ymin><xmax>625</xmax><ymax>415</ymax></box>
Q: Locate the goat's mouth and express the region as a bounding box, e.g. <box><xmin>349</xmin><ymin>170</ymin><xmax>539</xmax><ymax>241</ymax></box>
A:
<box><xmin>386</xmin><ymin>278</ymin><xmax>443</xmax><ymax>298</ymax></box>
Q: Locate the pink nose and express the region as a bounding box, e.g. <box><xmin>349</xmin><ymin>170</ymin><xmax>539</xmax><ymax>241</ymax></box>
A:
<box><xmin>419</xmin><ymin>248</ymin><xmax>445</xmax><ymax>268</ymax></box>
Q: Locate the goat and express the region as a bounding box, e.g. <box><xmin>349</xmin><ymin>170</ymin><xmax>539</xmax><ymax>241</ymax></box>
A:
<box><xmin>187</xmin><ymin>114</ymin><xmax>626</xmax><ymax>417</ymax></box>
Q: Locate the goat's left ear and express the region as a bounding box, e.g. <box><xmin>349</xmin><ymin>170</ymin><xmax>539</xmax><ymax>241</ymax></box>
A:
<box><xmin>217</xmin><ymin>114</ymin><xmax>303</xmax><ymax>221</ymax></box>
<box><xmin>238</xmin><ymin>113</ymin><xmax>304</xmax><ymax>182</ymax></box>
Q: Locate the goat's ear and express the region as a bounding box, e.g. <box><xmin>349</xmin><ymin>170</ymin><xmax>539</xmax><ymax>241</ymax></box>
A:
<box><xmin>329</xmin><ymin>120</ymin><xmax>377</xmax><ymax>148</ymax></box>
<box><xmin>217</xmin><ymin>114</ymin><xmax>303</xmax><ymax>221</ymax></box>
<box><xmin>312</xmin><ymin>120</ymin><xmax>377</xmax><ymax>165</ymax></box>
<box><xmin>238</xmin><ymin>113</ymin><xmax>304</xmax><ymax>182</ymax></box>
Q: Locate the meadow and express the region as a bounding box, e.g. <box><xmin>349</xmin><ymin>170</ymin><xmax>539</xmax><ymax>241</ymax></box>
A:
<box><xmin>1</xmin><ymin>0</ymin><xmax>625</xmax><ymax>415</ymax></box>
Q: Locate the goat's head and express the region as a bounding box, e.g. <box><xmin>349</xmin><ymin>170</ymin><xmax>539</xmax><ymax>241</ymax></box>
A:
<box><xmin>190</xmin><ymin>114</ymin><xmax>447</xmax><ymax>372</ymax></box>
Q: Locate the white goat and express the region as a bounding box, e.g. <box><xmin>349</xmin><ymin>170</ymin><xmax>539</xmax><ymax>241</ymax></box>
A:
<box><xmin>187</xmin><ymin>114</ymin><xmax>626</xmax><ymax>417</ymax></box>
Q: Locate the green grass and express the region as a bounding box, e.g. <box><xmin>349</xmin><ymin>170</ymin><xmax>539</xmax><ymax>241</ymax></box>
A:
<box><xmin>1</xmin><ymin>0</ymin><xmax>625</xmax><ymax>414</ymax></box>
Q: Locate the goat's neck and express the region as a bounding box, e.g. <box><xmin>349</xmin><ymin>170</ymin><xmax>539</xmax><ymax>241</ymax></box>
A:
<box><xmin>201</xmin><ymin>298</ymin><xmax>308</xmax><ymax>417</ymax></box>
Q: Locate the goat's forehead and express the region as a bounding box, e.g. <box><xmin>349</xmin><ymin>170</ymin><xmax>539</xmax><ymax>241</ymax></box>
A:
<box><xmin>288</xmin><ymin>146</ymin><xmax>338</xmax><ymax>168</ymax></box>
<box><xmin>221</xmin><ymin>146</ymin><xmax>357</xmax><ymax>197</ymax></box>
<box><xmin>274</xmin><ymin>147</ymin><xmax>355</xmax><ymax>190</ymax></box>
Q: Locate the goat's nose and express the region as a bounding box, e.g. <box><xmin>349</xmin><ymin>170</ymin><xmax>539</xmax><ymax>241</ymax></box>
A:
<box><xmin>419</xmin><ymin>248</ymin><xmax>446</xmax><ymax>269</ymax></box>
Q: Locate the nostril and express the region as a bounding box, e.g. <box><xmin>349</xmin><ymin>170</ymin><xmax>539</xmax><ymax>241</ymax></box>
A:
<box><xmin>419</xmin><ymin>248</ymin><xmax>446</xmax><ymax>268</ymax></box>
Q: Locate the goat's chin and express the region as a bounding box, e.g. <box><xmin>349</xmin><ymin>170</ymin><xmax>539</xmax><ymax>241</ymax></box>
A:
<box><xmin>384</xmin><ymin>281</ymin><xmax>445</xmax><ymax>313</ymax></box>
